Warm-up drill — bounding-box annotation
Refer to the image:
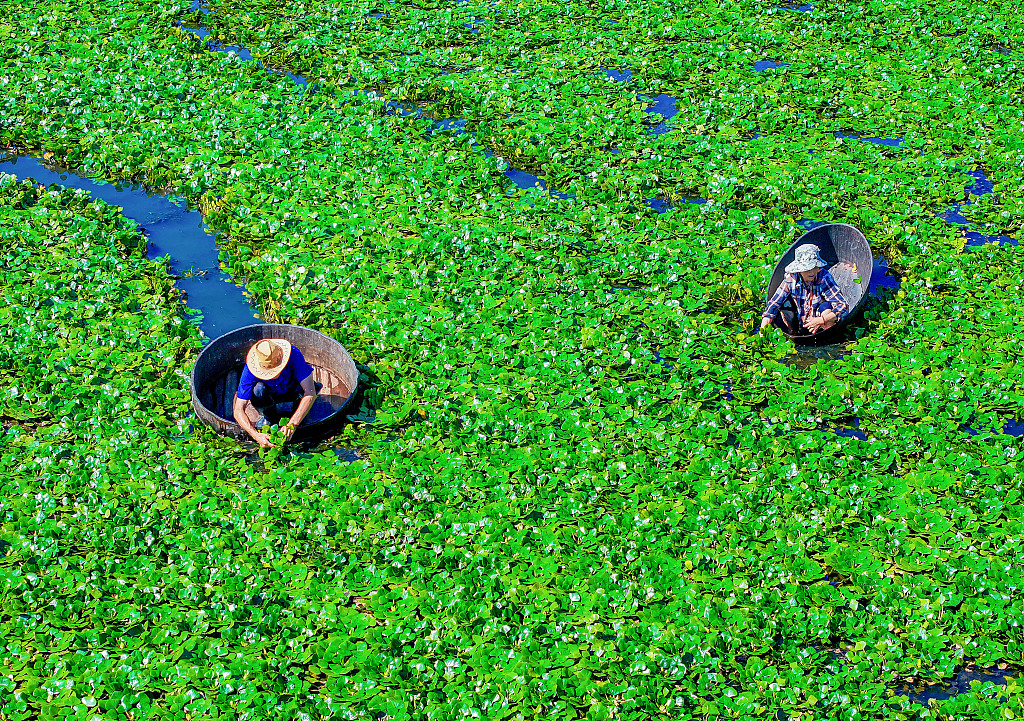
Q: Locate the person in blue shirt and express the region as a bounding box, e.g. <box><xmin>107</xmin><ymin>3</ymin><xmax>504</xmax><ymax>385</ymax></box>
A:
<box><xmin>233</xmin><ymin>339</ymin><xmax>317</xmax><ymax>448</ymax></box>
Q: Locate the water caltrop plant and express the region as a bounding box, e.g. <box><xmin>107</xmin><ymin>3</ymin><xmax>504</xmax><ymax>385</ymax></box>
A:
<box><xmin>2</xmin><ymin>0</ymin><xmax>1024</xmax><ymax>719</ymax></box>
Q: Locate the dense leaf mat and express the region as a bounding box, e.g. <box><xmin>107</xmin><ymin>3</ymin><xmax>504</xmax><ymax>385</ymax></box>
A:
<box><xmin>2</xmin><ymin>0</ymin><xmax>1024</xmax><ymax>718</ymax></box>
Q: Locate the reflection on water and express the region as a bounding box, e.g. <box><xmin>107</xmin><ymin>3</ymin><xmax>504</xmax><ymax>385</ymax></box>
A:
<box><xmin>332</xmin><ymin>447</ymin><xmax>361</xmax><ymax>461</ymax></box>
<box><xmin>601</xmin><ymin>67</ymin><xmax>633</xmax><ymax>82</ymax></box>
<box><xmin>644</xmin><ymin>94</ymin><xmax>679</xmax><ymax>136</ymax></box>
<box><xmin>208</xmin><ymin>41</ymin><xmax>254</xmax><ymax>61</ymax></box>
<box><xmin>646</xmin><ymin>195</ymin><xmax>707</xmax><ymax>214</ymax></box>
<box><xmin>1003</xmin><ymin>418</ymin><xmax>1024</xmax><ymax>437</ymax></box>
<box><xmin>834</xmin><ymin>130</ymin><xmax>904</xmax><ymax>147</ymax></box>
<box><xmin>942</xmin><ymin>168</ymin><xmax>1017</xmax><ymax>246</ymax></box>
<box><xmin>869</xmin><ymin>255</ymin><xmax>901</xmax><ymax>294</ymax></box>
<box><xmin>962</xmin><ymin>419</ymin><xmax>1024</xmax><ymax>438</ymax></box>
<box><xmin>432</xmin><ymin>117</ymin><xmax>467</xmax><ymax>132</ymax></box>
<box><xmin>753</xmin><ymin>60</ymin><xmax>790</xmax><ymax>71</ymax></box>
<box><xmin>787</xmin><ymin>343</ymin><xmax>849</xmax><ymax>367</ymax></box>
<box><xmin>966</xmin><ymin>168</ymin><xmax>994</xmax><ymax>196</ymax></box>
<box><xmin>796</xmin><ymin>217</ymin><xmax>827</xmax><ymax>230</ymax></box>
<box><xmin>963</xmin><ymin>229</ymin><xmax>1018</xmax><ymax>246</ymax></box>
<box><xmin>825</xmin><ymin>417</ymin><xmax>867</xmax><ymax>441</ymax></box>
<box><xmin>897</xmin><ymin>667</ymin><xmax>1012</xmax><ymax>704</ymax></box>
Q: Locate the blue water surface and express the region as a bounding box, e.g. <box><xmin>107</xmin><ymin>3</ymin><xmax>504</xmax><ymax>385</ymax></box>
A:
<box><xmin>834</xmin><ymin>130</ymin><xmax>904</xmax><ymax>148</ymax></box>
<box><xmin>942</xmin><ymin>169</ymin><xmax>1017</xmax><ymax>246</ymax></box>
<box><xmin>753</xmin><ymin>60</ymin><xmax>790</xmax><ymax>71</ymax></box>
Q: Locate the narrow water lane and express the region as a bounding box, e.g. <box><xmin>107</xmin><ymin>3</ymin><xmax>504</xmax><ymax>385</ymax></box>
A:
<box><xmin>0</xmin><ymin>155</ymin><xmax>261</xmax><ymax>341</ymax></box>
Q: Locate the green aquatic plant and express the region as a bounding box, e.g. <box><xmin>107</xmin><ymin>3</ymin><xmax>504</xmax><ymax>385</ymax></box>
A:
<box><xmin>1</xmin><ymin>0</ymin><xmax>1024</xmax><ymax>718</ymax></box>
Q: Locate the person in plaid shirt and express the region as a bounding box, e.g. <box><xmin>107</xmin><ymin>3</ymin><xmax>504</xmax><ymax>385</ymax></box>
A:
<box><xmin>759</xmin><ymin>244</ymin><xmax>848</xmax><ymax>335</ymax></box>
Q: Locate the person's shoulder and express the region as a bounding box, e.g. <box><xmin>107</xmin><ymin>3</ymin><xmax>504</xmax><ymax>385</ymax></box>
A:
<box><xmin>237</xmin><ymin>365</ymin><xmax>257</xmax><ymax>396</ymax></box>
<box><xmin>288</xmin><ymin>345</ymin><xmax>313</xmax><ymax>373</ymax></box>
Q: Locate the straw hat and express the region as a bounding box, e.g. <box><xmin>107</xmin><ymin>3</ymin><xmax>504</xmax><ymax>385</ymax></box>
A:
<box><xmin>246</xmin><ymin>339</ymin><xmax>292</xmax><ymax>380</ymax></box>
<box><xmin>785</xmin><ymin>244</ymin><xmax>828</xmax><ymax>274</ymax></box>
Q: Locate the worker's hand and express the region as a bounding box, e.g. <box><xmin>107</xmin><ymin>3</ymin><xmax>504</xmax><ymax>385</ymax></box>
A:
<box><xmin>253</xmin><ymin>431</ymin><xmax>274</xmax><ymax>448</ymax></box>
<box><xmin>758</xmin><ymin>317</ymin><xmax>773</xmax><ymax>335</ymax></box>
<box><xmin>806</xmin><ymin>316</ymin><xmax>826</xmax><ymax>333</ymax></box>
<box><xmin>282</xmin><ymin>423</ymin><xmax>296</xmax><ymax>440</ymax></box>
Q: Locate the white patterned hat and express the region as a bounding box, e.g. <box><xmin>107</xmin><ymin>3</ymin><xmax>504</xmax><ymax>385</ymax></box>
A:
<box><xmin>785</xmin><ymin>244</ymin><xmax>827</xmax><ymax>274</ymax></box>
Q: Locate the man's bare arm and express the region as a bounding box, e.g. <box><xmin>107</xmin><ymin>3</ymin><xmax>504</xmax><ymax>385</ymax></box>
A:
<box><xmin>233</xmin><ymin>395</ymin><xmax>273</xmax><ymax>448</ymax></box>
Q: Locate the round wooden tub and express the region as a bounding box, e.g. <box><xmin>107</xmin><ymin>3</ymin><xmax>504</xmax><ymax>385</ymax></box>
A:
<box><xmin>765</xmin><ymin>223</ymin><xmax>873</xmax><ymax>344</ymax></box>
<box><xmin>190</xmin><ymin>323</ymin><xmax>358</xmax><ymax>442</ymax></box>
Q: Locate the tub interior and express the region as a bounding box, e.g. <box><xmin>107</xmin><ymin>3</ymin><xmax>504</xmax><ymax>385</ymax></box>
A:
<box><xmin>198</xmin><ymin>363</ymin><xmax>354</xmax><ymax>425</ymax></box>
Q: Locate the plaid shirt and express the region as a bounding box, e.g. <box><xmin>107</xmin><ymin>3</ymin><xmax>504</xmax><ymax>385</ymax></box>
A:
<box><xmin>762</xmin><ymin>268</ymin><xmax>848</xmax><ymax>328</ymax></box>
